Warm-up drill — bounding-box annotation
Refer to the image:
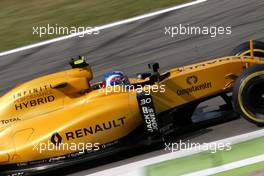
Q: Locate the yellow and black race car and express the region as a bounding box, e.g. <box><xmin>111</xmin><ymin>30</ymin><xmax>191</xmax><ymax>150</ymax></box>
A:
<box><xmin>1</xmin><ymin>40</ymin><xmax>264</xmax><ymax>175</ymax></box>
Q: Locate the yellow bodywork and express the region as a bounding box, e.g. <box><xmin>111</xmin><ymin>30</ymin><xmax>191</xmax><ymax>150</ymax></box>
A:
<box><xmin>0</xmin><ymin>55</ymin><xmax>264</xmax><ymax>164</ymax></box>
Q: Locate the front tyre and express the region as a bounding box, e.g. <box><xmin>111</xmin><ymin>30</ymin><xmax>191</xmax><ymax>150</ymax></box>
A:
<box><xmin>233</xmin><ymin>65</ymin><xmax>264</xmax><ymax>126</ymax></box>
<box><xmin>231</xmin><ymin>40</ymin><xmax>264</xmax><ymax>57</ymax></box>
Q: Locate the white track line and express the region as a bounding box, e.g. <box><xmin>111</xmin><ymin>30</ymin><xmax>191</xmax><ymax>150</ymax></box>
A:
<box><xmin>183</xmin><ymin>154</ymin><xmax>264</xmax><ymax>176</ymax></box>
<box><xmin>0</xmin><ymin>0</ymin><xmax>207</xmax><ymax>57</ymax></box>
<box><xmin>86</xmin><ymin>129</ymin><xmax>264</xmax><ymax>176</ymax></box>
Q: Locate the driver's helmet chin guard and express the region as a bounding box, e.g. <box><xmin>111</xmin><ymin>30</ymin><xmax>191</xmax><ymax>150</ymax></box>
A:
<box><xmin>70</xmin><ymin>56</ymin><xmax>89</xmax><ymax>68</ymax></box>
<box><xmin>101</xmin><ymin>71</ymin><xmax>130</xmax><ymax>88</ymax></box>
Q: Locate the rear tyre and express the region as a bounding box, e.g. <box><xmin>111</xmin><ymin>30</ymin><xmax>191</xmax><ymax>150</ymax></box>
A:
<box><xmin>231</xmin><ymin>40</ymin><xmax>264</xmax><ymax>57</ymax></box>
<box><xmin>233</xmin><ymin>65</ymin><xmax>264</xmax><ymax>126</ymax></box>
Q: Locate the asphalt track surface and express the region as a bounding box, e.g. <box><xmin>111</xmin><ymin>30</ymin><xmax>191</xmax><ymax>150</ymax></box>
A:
<box><xmin>0</xmin><ymin>0</ymin><xmax>264</xmax><ymax>175</ymax></box>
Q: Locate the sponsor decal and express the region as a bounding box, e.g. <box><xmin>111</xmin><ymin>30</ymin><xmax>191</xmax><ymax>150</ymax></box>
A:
<box><xmin>7</xmin><ymin>172</ymin><xmax>25</xmax><ymax>176</ymax></box>
<box><xmin>176</xmin><ymin>57</ymin><xmax>242</xmax><ymax>72</ymax></box>
<box><xmin>29</xmin><ymin>159</ymin><xmax>48</xmax><ymax>165</ymax></box>
<box><xmin>142</xmin><ymin>106</ymin><xmax>158</xmax><ymax>133</ymax></box>
<box><xmin>64</xmin><ymin>117</ymin><xmax>126</xmax><ymax>140</ymax></box>
<box><xmin>100</xmin><ymin>140</ymin><xmax>119</xmax><ymax>149</ymax></box>
<box><xmin>49</xmin><ymin>156</ymin><xmax>66</xmax><ymax>162</ymax></box>
<box><xmin>186</xmin><ymin>75</ymin><xmax>198</xmax><ymax>85</ymax></box>
<box><xmin>14</xmin><ymin>95</ymin><xmax>55</xmax><ymax>111</ymax></box>
<box><xmin>51</xmin><ymin>132</ymin><xmax>62</xmax><ymax>146</ymax></box>
<box><xmin>13</xmin><ymin>84</ymin><xmax>52</xmax><ymax>100</ymax></box>
<box><xmin>177</xmin><ymin>76</ymin><xmax>212</xmax><ymax>96</ymax></box>
<box><xmin>1</xmin><ymin>117</ymin><xmax>21</xmax><ymax>125</ymax></box>
<box><xmin>137</xmin><ymin>93</ymin><xmax>159</xmax><ymax>134</ymax></box>
<box><xmin>13</xmin><ymin>84</ymin><xmax>56</xmax><ymax>111</ymax></box>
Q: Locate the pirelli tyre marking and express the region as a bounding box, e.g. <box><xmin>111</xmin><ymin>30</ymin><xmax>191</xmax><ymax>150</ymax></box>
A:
<box><xmin>137</xmin><ymin>92</ymin><xmax>160</xmax><ymax>136</ymax></box>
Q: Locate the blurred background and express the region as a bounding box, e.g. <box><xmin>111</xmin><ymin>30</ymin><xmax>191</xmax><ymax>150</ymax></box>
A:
<box><xmin>1</xmin><ymin>0</ymin><xmax>264</xmax><ymax>175</ymax></box>
<box><xmin>0</xmin><ymin>0</ymin><xmax>185</xmax><ymax>52</ymax></box>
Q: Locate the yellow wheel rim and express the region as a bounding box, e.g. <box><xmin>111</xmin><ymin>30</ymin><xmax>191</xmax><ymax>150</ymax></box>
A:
<box><xmin>238</xmin><ymin>49</ymin><xmax>264</xmax><ymax>56</ymax></box>
<box><xmin>238</xmin><ymin>71</ymin><xmax>264</xmax><ymax>122</ymax></box>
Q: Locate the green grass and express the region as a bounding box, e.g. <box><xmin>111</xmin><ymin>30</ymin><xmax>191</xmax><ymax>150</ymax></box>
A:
<box><xmin>147</xmin><ymin>136</ymin><xmax>264</xmax><ymax>176</ymax></box>
<box><xmin>213</xmin><ymin>161</ymin><xmax>264</xmax><ymax>176</ymax></box>
<box><xmin>0</xmin><ymin>0</ymin><xmax>187</xmax><ymax>52</ymax></box>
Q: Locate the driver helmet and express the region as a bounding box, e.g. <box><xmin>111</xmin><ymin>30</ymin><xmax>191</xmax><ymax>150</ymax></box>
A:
<box><xmin>101</xmin><ymin>71</ymin><xmax>130</xmax><ymax>88</ymax></box>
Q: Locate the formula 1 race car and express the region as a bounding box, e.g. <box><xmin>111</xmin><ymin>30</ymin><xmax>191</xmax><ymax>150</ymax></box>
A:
<box><xmin>1</xmin><ymin>40</ymin><xmax>264</xmax><ymax>175</ymax></box>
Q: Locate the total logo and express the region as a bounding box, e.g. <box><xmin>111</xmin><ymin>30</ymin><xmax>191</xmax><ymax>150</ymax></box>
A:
<box><xmin>1</xmin><ymin>117</ymin><xmax>21</xmax><ymax>125</ymax></box>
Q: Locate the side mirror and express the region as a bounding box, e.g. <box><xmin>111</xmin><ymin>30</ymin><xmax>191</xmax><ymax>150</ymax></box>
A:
<box><xmin>148</xmin><ymin>62</ymin><xmax>160</xmax><ymax>82</ymax></box>
<box><xmin>148</xmin><ymin>62</ymin><xmax>160</xmax><ymax>73</ymax></box>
